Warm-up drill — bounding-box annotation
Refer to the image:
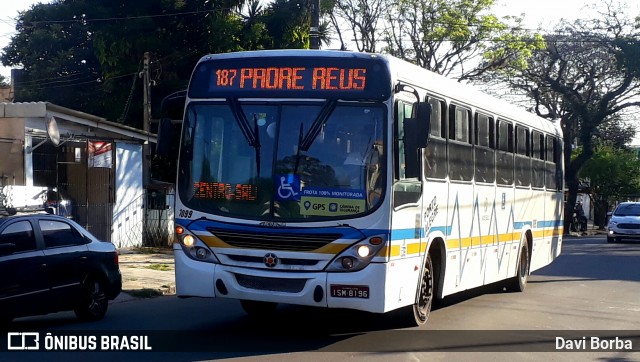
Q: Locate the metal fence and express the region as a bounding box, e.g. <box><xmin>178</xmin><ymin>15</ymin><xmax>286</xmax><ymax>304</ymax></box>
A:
<box><xmin>67</xmin><ymin>189</ymin><xmax>175</xmax><ymax>248</ymax></box>
<box><xmin>143</xmin><ymin>190</ymin><xmax>176</xmax><ymax>247</ymax></box>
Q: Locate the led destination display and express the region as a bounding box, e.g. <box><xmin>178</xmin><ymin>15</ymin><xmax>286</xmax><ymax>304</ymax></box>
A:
<box><xmin>189</xmin><ymin>55</ymin><xmax>391</xmax><ymax>100</ymax></box>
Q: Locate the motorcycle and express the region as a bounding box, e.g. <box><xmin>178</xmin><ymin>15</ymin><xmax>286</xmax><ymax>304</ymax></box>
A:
<box><xmin>571</xmin><ymin>212</ymin><xmax>588</xmax><ymax>233</ymax></box>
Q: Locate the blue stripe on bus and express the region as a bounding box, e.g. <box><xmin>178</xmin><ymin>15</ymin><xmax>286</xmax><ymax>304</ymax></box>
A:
<box><xmin>176</xmin><ymin>218</ymin><xmax>390</xmax><ymax>240</ymax></box>
<box><xmin>391</xmin><ymin>220</ymin><xmax>561</xmax><ymax>241</ymax></box>
<box><xmin>177</xmin><ymin>218</ymin><xmax>560</xmax><ymax>242</ymax></box>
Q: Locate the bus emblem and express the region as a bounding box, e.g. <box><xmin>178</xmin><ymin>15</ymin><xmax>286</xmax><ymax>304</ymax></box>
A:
<box><xmin>264</xmin><ymin>253</ymin><xmax>279</xmax><ymax>268</ymax></box>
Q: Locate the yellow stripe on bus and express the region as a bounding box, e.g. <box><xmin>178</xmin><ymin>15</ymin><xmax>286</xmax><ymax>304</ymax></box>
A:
<box><xmin>387</xmin><ymin>229</ymin><xmax>564</xmax><ymax>257</ymax></box>
<box><xmin>200</xmin><ymin>227</ymin><xmax>563</xmax><ymax>257</ymax></box>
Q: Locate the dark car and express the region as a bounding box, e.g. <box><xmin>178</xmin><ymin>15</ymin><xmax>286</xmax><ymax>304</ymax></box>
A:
<box><xmin>0</xmin><ymin>213</ymin><xmax>121</xmax><ymax>323</ymax></box>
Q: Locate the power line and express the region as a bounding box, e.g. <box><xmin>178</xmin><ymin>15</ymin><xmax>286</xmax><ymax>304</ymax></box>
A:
<box><xmin>20</xmin><ymin>8</ymin><xmax>234</xmax><ymax>26</ymax></box>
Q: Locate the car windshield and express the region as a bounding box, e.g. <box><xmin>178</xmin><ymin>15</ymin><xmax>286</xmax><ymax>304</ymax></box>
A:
<box><xmin>177</xmin><ymin>100</ymin><xmax>386</xmax><ymax>221</ymax></box>
<box><xmin>613</xmin><ymin>204</ymin><xmax>640</xmax><ymax>217</ymax></box>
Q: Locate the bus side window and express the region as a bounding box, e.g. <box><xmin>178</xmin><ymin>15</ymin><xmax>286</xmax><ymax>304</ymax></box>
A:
<box><xmin>545</xmin><ymin>135</ymin><xmax>561</xmax><ymax>190</ymax></box>
<box><xmin>474</xmin><ymin>112</ymin><xmax>495</xmax><ymax>183</ymax></box>
<box><xmin>448</xmin><ymin>104</ymin><xmax>473</xmax><ymax>181</ymax></box>
<box><xmin>496</xmin><ymin>119</ymin><xmax>514</xmax><ymax>185</ymax></box>
<box><xmin>393</xmin><ymin>99</ymin><xmax>422</xmax><ymax>207</ymax></box>
<box><xmin>515</xmin><ymin>125</ymin><xmax>531</xmax><ymax>187</ymax></box>
<box><xmin>531</xmin><ymin>131</ymin><xmax>545</xmax><ymax>188</ymax></box>
<box><xmin>425</xmin><ymin>97</ymin><xmax>447</xmax><ymax>179</ymax></box>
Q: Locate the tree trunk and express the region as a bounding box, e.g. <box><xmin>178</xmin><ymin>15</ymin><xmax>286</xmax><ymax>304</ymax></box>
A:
<box><xmin>594</xmin><ymin>199</ymin><xmax>609</xmax><ymax>229</ymax></box>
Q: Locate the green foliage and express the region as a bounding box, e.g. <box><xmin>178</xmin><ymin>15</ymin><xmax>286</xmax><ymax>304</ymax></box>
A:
<box><xmin>379</xmin><ymin>0</ymin><xmax>545</xmax><ymax>80</ymax></box>
<box><xmin>1</xmin><ymin>0</ymin><xmax>317</xmax><ymax>127</ymax></box>
<box><xmin>614</xmin><ymin>38</ymin><xmax>640</xmax><ymax>77</ymax></box>
<box><xmin>579</xmin><ymin>145</ymin><xmax>640</xmax><ymax>201</ymax></box>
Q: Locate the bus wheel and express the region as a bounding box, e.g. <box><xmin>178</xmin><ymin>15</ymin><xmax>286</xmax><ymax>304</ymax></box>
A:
<box><xmin>508</xmin><ymin>242</ymin><xmax>530</xmax><ymax>292</ymax></box>
<box><xmin>408</xmin><ymin>253</ymin><xmax>434</xmax><ymax>326</ymax></box>
<box><xmin>240</xmin><ymin>300</ymin><xmax>277</xmax><ymax>318</ymax></box>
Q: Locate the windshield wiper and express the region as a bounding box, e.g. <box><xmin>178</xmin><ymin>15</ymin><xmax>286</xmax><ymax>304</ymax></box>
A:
<box><xmin>228</xmin><ymin>98</ymin><xmax>261</xmax><ymax>177</ymax></box>
<box><xmin>253</xmin><ymin>114</ymin><xmax>261</xmax><ymax>177</ymax></box>
<box><xmin>228</xmin><ymin>98</ymin><xmax>258</xmax><ymax>148</ymax></box>
<box><xmin>293</xmin><ymin>122</ymin><xmax>304</xmax><ymax>175</ymax></box>
<box><xmin>299</xmin><ymin>99</ymin><xmax>337</xmax><ymax>152</ymax></box>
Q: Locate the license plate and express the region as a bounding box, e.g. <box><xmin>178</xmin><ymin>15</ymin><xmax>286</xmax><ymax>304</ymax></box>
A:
<box><xmin>330</xmin><ymin>285</ymin><xmax>369</xmax><ymax>299</ymax></box>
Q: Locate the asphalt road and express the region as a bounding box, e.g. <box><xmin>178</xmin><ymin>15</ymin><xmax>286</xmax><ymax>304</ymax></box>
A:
<box><xmin>3</xmin><ymin>235</ymin><xmax>639</xmax><ymax>361</ymax></box>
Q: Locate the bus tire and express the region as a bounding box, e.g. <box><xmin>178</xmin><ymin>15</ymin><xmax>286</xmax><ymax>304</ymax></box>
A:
<box><xmin>240</xmin><ymin>300</ymin><xmax>277</xmax><ymax>318</ymax></box>
<box><xmin>507</xmin><ymin>241</ymin><xmax>530</xmax><ymax>293</ymax></box>
<box><xmin>406</xmin><ymin>253</ymin><xmax>435</xmax><ymax>326</ymax></box>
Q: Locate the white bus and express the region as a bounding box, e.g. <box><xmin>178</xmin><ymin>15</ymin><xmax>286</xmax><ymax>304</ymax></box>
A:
<box><xmin>161</xmin><ymin>49</ymin><xmax>564</xmax><ymax>325</ymax></box>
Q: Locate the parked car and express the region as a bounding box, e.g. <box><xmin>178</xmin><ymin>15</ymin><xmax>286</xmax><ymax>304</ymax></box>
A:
<box><xmin>0</xmin><ymin>213</ymin><xmax>121</xmax><ymax>323</ymax></box>
<box><xmin>607</xmin><ymin>202</ymin><xmax>640</xmax><ymax>243</ymax></box>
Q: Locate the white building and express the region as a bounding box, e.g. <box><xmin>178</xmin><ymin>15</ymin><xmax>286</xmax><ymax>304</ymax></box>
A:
<box><xmin>0</xmin><ymin>102</ymin><xmax>158</xmax><ymax>247</ymax></box>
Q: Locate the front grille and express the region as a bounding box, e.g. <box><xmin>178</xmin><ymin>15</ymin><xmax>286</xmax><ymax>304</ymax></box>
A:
<box><xmin>617</xmin><ymin>223</ymin><xmax>640</xmax><ymax>229</ymax></box>
<box><xmin>228</xmin><ymin>254</ymin><xmax>318</xmax><ymax>266</ymax></box>
<box><xmin>234</xmin><ymin>273</ymin><xmax>307</xmax><ymax>293</ymax></box>
<box><xmin>207</xmin><ymin>228</ymin><xmax>342</xmax><ymax>252</ymax></box>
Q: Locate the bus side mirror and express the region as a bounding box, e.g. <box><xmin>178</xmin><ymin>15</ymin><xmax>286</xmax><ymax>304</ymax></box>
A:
<box><xmin>416</xmin><ymin>102</ymin><xmax>431</xmax><ymax>148</ymax></box>
<box><xmin>403</xmin><ymin>117</ymin><xmax>420</xmax><ymax>178</ymax></box>
<box><xmin>156</xmin><ymin>118</ymin><xmax>178</xmax><ymax>156</ymax></box>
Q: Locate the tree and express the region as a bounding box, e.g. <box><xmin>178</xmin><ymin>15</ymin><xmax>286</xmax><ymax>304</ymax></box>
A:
<box><xmin>327</xmin><ymin>0</ymin><xmax>545</xmax><ymax>80</ymax></box>
<box><xmin>0</xmin><ymin>74</ymin><xmax>8</xmax><ymax>87</ymax></box>
<box><xmin>579</xmin><ymin>145</ymin><xmax>640</xmax><ymax>228</ymax></box>
<box><xmin>487</xmin><ymin>3</ymin><xmax>640</xmax><ymax>231</ymax></box>
<box><xmin>328</xmin><ymin>0</ymin><xmax>389</xmax><ymax>52</ymax></box>
<box><xmin>1</xmin><ymin>0</ymin><xmax>324</xmax><ymax>127</ymax></box>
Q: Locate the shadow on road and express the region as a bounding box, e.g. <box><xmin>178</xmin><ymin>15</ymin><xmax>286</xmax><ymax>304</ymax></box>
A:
<box><xmin>4</xmin><ymin>235</ymin><xmax>639</xmax><ymax>360</ymax></box>
<box><xmin>533</xmin><ymin>235</ymin><xmax>640</xmax><ymax>282</ymax></box>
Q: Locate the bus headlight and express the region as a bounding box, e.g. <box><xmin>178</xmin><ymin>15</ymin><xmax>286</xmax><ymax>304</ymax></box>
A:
<box><xmin>176</xmin><ymin>228</ymin><xmax>219</xmax><ymax>264</ymax></box>
<box><xmin>183</xmin><ymin>234</ymin><xmax>195</xmax><ymax>247</ymax></box>
<box><xmin>325</xmin><ymin>235</ymin><xmax>387</xmax><ymax>272</ymax></box>
<box><xmin>357</xmin><ymin>245</ymin><xmax>371</xmax><ymax>257</ymax></box>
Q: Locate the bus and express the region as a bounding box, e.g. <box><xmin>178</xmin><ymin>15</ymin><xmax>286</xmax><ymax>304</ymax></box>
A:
<box><xmin>158</xmin><ymin>49</ymin><xmax>564</xmax><ymax>325</ymax></box>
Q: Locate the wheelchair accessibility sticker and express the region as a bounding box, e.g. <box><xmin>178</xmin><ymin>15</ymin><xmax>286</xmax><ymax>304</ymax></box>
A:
<box><xmin>276</xmin><ymin>174</ymin><xmax>301</xmax><ymax>201</ymax></box>
<box><xmin>300</xmin><ymin>187</ymin><xmax>365</xmax><ymax>216</ymax></box>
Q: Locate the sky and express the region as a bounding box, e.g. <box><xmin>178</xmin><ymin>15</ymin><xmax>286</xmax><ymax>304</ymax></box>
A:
<box><xmin>1</xmin><ymin>0</ymin><xmax>639</xmax><ymax>81</ymax></box>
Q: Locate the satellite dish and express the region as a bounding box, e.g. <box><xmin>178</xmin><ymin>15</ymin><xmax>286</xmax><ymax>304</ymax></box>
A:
<box><xmin>46</xmin><ymin>116</ymin><xmax>61</xmax><ymax>146</ymax></box>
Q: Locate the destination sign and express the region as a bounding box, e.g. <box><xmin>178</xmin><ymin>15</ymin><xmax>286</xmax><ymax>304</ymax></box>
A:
<box><xmin>188</xmin><ymin>55</ymin><xmax>391</xmax><ymax>100</ymax></box>
<box><xmin>193</xmin><ymin>181</ymin><xmax>258</xmax><ymax>201</ymax></box>
<box><xmin>213</xmin><ymin>67</ymin><xmax>367</xmax><ymax>91</ymax></box>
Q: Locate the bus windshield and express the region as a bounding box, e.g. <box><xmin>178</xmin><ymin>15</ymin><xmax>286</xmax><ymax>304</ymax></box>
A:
<box><xmin>177</xmin><ymin>100</ymin><xmax>386</xmax><ymax>221</ymax></box>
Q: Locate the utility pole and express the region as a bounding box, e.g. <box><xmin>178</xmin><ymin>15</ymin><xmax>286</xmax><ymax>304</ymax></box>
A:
<box><xmin>310</xmin><ymin>0</ymin><xmax>320</xmax><ymax>49</ymax></box>
<box><xmin>141</xmin><ymin>52</ymin><xmax>151</xmax><ymax>186</ymax></box>
<box><xmin>142</xmin><ymin>52</ymin><xmax>151</xmax><ymax>135</ymax></box>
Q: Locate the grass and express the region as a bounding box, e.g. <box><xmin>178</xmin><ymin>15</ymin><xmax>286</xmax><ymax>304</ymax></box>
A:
<box><xmin>143</xmin><ymin>263</ymin><xmax>172</xmax><ymax>271</ymax></box>
<box><xmin>123</xmin><ymin>288</ymin><xmax>164</xmax><ymax>298</ymax></box>
<box><xmin>128</xmin><ymin>246</ymin><xmax>172</xmax><ymax>254</ymax></box>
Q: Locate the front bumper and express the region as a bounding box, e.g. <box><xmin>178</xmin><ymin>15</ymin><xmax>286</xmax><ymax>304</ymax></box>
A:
<box><xmin>607</xmin><ymin>226</ymin><xmax>640</xmax><ymax>239</ymax></box>
<box><xmin>173</xmin><ymin>245</ymin><xmax>387</xmax><ymax>313</ymax></box>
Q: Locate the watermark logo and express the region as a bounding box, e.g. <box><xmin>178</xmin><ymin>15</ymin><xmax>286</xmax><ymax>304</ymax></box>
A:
<box><xmin>7</xmin><ymin>332</ymin><xmax>39</xmax><ymax>350</ymax></box>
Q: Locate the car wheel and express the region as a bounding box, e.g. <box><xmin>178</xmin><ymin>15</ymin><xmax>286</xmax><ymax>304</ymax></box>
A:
<box><xmin>507</xmin><ymin>242</ymin><xmax>530</xmax><ymax>292</ymax></box>
<box><xmin>404</xmin><ymin>253</ymin><xmax>434</xmax><ymax>326</ymax></box>
<box><xmin>74</xmin><ymin>276</ymin><xmax>109</xmax><ymax>321</ymax></box>
<box><xmin>240</xmin><ymin>300</ymin><xmax>277</xmax><ymax>318</ymax></box>
<box><xmin>607</xmin><ymin>237</ymin><xmax>615</xmax><ymax>243</ymax></box>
